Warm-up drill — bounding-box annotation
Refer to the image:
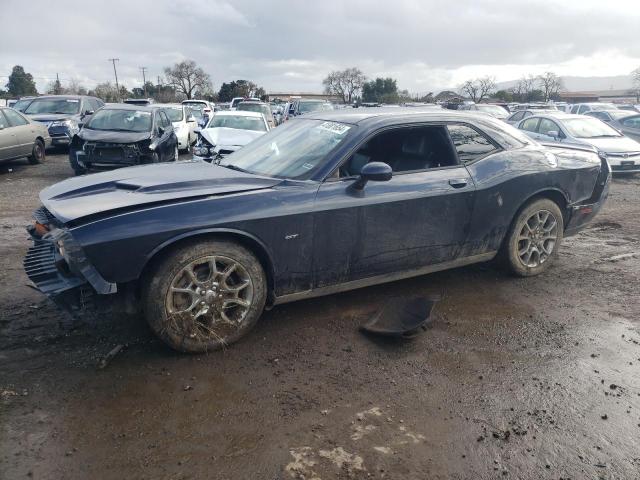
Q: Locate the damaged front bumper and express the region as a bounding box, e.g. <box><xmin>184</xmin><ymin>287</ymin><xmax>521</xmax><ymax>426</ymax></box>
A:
<box><xmin>24</xmin><ymin>213</ymin><xmax>117</xmax><ymax>310</ymax></box>
<box><xmin>73</xmin><ymin>142</ymin><xmax>146</xmax><ymax>170</ymax></box>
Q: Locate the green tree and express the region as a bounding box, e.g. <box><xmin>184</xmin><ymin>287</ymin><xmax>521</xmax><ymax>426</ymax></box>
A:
<box><xmin>6</xmin><ymin>65</ymin><xmax>38</xmax><ymax>96</ymax></box>
<box><xmin>362</xmin><ymin>77</ymin><xmax>399</xmax><ymax>103</ymax></box>
<box><xmin>494</xmin><ymin>89</ymin><xmax>513</xmax><ymax>102</ymax></box>
<box><xmin>217</xmin><ymin>80</ymin><xmax>264</xmax><ymax>102</ymax></box>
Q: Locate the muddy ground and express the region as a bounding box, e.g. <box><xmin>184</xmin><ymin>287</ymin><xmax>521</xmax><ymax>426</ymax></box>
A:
<box><xmin>1</xmin><ymin>153</ymin><xmax>639</xmax><ymax>480</ymax></box>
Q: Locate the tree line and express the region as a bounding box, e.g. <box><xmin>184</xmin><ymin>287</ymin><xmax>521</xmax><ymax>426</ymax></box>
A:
<box><xmin>4</xmin><ymin>62</ymin><xmax>640</xmax><ymax>104</ymax></box>
<box><xmin>0</xmin><ymin>61</ymin><xmax>270</xmax><ymax>103</ymax></box>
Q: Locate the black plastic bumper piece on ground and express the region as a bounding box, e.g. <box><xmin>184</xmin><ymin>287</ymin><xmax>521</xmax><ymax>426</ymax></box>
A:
<box><xmin>23</xmin><ymin>240</ymin><xmax>85</xmax><ymax>295</ymax></box>
<box><xmin>360</xmin><ymin>297</ymin><xmax>437</xmax><ymax>338</ymax></box>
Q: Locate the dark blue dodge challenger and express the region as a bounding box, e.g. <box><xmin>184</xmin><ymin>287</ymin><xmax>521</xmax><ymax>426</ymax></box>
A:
<box><xmin>24</xmin><ymin>109</ymin><xmax>610</xmax><ymax>352</ymax></box>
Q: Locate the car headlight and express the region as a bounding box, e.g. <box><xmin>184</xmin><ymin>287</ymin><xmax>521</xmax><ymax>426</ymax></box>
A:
<box><xmin>193</xmin><ymin>145</ymin><xmax>212</xmax><ymax>156</ymax></box>
<box><xmin>50</xmin><ymin>119</ymin><xmax>79</xmax><ymax>133</ymax></box>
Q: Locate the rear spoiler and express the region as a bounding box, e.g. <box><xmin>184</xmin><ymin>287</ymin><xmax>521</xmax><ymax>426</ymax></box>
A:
<box><xmin>538</xmin><ymin>141</ymin><xmax>600</xmax><ymax>155</ymax></box>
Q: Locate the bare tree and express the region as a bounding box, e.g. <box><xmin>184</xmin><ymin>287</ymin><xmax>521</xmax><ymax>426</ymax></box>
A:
<box><xmin>512</xmin><ymin>75</ymin><xmax>537</xmax><ymax>100</ymax></box>
<box><xmin>164</xmin><ymin>60</ymin><xmax>212</xmax><ymax>100</ymax></box>
<box><xmin>632</xmin><ymin>67</ymin><xmax>640</xmax><ymax>102</ymax></box>
<box><xmin>65</xmin><ymin>79</ymin><xmax>88</xmax><ymax>95</ymax></box>
<box><xmin>322</xmin><ymin>67</ymin><xmax>366</xmax><ymax>104</ymax></box>
<box><xmin>537</xmin><ymin>72</ymin><xmax>563</xmax><ymax>101</ymax></box>
<box><xmin>459</xmin><ymin>76</ymin><xmax>496</xmax><ymax>103</ymax></box>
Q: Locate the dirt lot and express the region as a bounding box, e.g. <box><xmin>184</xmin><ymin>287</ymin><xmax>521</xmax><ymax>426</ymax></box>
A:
<box><xmin>1</xmin><ymin>152</ymin><xmax>639</xmax><ymax>480</ymax></box>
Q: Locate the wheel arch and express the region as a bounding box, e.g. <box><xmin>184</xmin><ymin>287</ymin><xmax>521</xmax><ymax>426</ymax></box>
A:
<box><xmin>140</xmin><ymin>228</ymin><xmax>277</xmax><ymax>303</ymax></box>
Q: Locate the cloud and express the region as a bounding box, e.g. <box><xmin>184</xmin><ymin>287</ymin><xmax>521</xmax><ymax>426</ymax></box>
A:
<box><xmin>1</xmin><ymin>0</ymin><xmax>638</xmax><ymax>94</ymax></box>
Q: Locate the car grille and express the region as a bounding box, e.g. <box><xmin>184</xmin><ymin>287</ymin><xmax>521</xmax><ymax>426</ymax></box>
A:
<box><xmin>84</xmin><ymin>143</ymin><xmax>140</xmax><ymax>164</ymax></box>
<box><xmin>23</xmin><ymin>239</ymin><xmax>85</xmax><ymax>295</ymax></box>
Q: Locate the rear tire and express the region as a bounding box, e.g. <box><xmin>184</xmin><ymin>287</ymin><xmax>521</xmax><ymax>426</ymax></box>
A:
<box><xmin>143</xmin><ymin>239</ymin><xmax>267</xmax><ymax>353</ymax></box>
<box><xmin>28</xmin><ymin>139</ymin><xmax>45</xmax><ymax>165</ymax></box>
<box><xmin>502</xmin><ymin>198</ymin><xmax>564</xmax><ymax>277</ymax></box>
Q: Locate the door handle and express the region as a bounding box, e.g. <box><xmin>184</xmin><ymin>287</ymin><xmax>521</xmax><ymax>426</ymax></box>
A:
<box><xmin>448</xmin><ymin>178</ymin><xmax>468</xmax><ymax>189</ymax></box>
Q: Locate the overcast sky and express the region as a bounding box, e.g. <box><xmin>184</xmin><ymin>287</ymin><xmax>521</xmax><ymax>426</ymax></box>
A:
<box><xmin>1</xmin><ymin>0</ymin><xmax>638</xmax><ymax>95</ymax></box>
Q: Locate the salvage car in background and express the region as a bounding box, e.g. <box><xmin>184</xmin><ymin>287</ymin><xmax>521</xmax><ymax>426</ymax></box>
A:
<box><xmin>25</xmin><ymin>108</ymin><xmax>610</xmax><ymax>353</ymax></box>
<box><xmin>68</xmin><ymin>104</ymin><xmax>178</xmax><ymax>174</ymax></box>
<box><xmin>517</xmin><ymin>113</ymin><xmax>640</xmax><ymax>173</ymax></box>
<box><xmin>236</xmin><ymin>101</ymin><xmax>275</xmax><ymax>129</ymax></box>
<box><xmin>458</xmin><ymin>103</ymin><xmax>509</xmax><ymax>119</ymax></box>
<box><xmin>585</xmin><ymin>109</ymin><xmax>634</xmax><ymax>124</ymax></box>
<box><xmin>506</xmin><ymin>109</ymin><xmax>561</xmax><ymax>126</ymax></box>
<box><xmin>12</xmin><ymin>96</ymin><xmax>36</xmax><ymax>113</ymax></box>
<box><xmin>154</xmin><ymin>103</ymin><xmax>197</xmax><ymax>151</ymax></box>
<box><xmin>0</xmin><ymin>107</ymin><xmax>50</xmax><ymax>165</ymax></box>
<box><xmin>22</xmin><ymin>95</ymin><xmax>104</xmax><ymax>148</ymax></box>
<box><xmin>609</xmin><ymin>114</ymin><xmax>640</xmax><ymax>142</ymax></box>
<box><xmin>192</xmin><ymin>110</ymin><xmax>269</xmax><ymax>161</ymax></box>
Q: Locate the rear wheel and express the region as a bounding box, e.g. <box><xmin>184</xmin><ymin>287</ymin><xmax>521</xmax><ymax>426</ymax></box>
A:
<box><xmin>28</xmin><ymin>139</ymin><xmax>45</xmax><ymax>165</ymax></box>
<box><xmin>143</xmin><ymin>239</ymin><xmax>267</xmax><ymax>353</ymax></box>
<box><xmin>502</xmin><ymin>198</ymin><xmax>563</xmax><ymax>276</ymax></box>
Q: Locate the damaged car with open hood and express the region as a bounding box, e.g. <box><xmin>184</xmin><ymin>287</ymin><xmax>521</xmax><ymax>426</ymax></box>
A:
<box><xmin>25</xmin><ymin>108</ymin><xmax>610</xmax><ymax>353</ymax></box>
<box><xmin>68</xmin><ymin>104</ymin><xmax>179</xmax><ymax>175</ymax></box>
<box><xmin>192</xmin><ymin>110</ymin><xmax>269</xmax><ymax>162</ymax></box>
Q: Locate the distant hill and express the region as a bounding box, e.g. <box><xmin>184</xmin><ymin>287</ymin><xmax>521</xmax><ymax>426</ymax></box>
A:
<box><xmin>496</xmin><ymin>75</ymin><xmax>633</xmax><ymax>92</ymax></box>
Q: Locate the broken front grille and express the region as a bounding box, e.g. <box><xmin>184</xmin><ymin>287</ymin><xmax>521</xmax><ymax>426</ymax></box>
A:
<box><xmin>84</xmin><ymin>143</ymin><xmax>141</xmax><ymax>163</ymax></box>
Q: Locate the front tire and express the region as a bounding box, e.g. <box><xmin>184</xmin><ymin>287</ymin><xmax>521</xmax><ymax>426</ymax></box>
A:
<box><xmin>143</xmin><ymin>239</ymin><xmax>267</xmax><ymax>353</ymax></box>
<box><xmin>502</xmin><ymin>198</ymin><xmax>563</xmax><ymax>277</ymax></box>
<box><xmin>28</xmin><ymin>139</ymin><xmax>45</xmax><ymax>165</ymax></box>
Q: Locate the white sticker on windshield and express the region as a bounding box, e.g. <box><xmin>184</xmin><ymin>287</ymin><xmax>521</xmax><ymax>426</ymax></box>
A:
<box><xmin>66</xmin><ymin>99</ymin><xmax>79</xmax><ymax>102</ymax></box>
<box><xmin>302</xmin><ymin>163</ymin><xmax>314</xmax><ymax>170</ymax></box>
<box><xmin>318</xmin><ymin>121</ymin><xmax>351</xmax><ymax>135</ymax></box>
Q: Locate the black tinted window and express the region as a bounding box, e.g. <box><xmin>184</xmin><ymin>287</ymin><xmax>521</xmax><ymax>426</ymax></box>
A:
<box><xmin>447</xmin><ymin>124</ymin><xmax>497</xmax><ymax>164</ymax></box>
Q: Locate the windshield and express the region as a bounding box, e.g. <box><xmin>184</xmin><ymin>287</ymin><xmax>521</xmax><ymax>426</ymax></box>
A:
<box><xmin>24</xmin><ymin>98</ymin><xmax>80</xmax><ymax>115</ymax></box>
<box><xmin>238</xmin><ymin>103</ymin><xmax>269</xmax><ymax>115</ymax></box>
<box><xmin>563</xmin><ymin>117</ymin><xmax>622</xmax><ymax>138</ymax></box>
<box><xmin>298</xmin><ymin>102</ymin><xmax>331</xmax><ymax>113</ymax></box>
<box><xmin>231</xmin><ymin>98</ymin><xmax>244</xmax><ymax>108</ymax></box>
<box><xmin>208</xmin><ymin>114</ymin><xmax>266</xmax><ymax>132</ymax></box>
<box><xmin>477</xmin><ymin>105</ymin><xmax>508</xmax><ymax>116</ymax></box>
<box><xmin>85</xmin><ymin>109</ymin><xmax>152</xmax><ymax>132</ymax></box>
<box><xmin>13</xmin><ymin>99</ymin><xmax>33</xmax><ymax>112</ymax></box>
<box><xmin>220</xmin><ymin>119</ymin><xmax>353</xmax><ymax>179</ymax></box>
<box><xmin>162</xmin><ymin>107</ymin><xmax>184</xmax><ymax>122</ymax></box>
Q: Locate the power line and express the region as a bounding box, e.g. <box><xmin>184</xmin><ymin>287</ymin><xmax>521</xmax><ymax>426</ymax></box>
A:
<box><xmin>108</xmin><ymin>58</ymin><xmax>120</xmax><ymax>101</ymax></box>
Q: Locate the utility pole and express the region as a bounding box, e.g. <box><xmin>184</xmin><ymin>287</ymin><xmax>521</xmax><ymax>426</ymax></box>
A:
<box><xmin>140</xmin><ymin>66</ymin><xmax>148</xmax><ymax>98</ymax></box>
<box><xmin>108</xmin><ymin>58</ymin><xmax>120</xmax><ymax>101</ymax></box>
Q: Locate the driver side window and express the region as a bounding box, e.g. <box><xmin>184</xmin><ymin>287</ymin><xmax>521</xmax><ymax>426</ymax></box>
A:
<box><xmin>339</xmin><ymin>126</ymin><xmax>458</xmax><ymax>178</ymax></box>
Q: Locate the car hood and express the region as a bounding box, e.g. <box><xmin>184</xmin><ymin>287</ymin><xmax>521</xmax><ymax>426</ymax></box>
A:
<box><xmin>582</xmin><ymin>136</ymin><xmax>640</xmax><ymax>153</ymax></box>
<box><xmin>78</xmin><ymin>128</ymin><xmax>152</xmax><ymax>144</ymax></box>
<box><xmin>201</xmin><ymin>127</ymin><xmax>265</xmax><ymax>147</ymax></box>
<box><xmin>40</xmin><ymin>161</ymin><xmax>282</xmax><ymax>223</ymax></box>
<box><xmin>27</xmin><ymin>113</ymin><xmax>75</xmax><ymax>122</ymax></box>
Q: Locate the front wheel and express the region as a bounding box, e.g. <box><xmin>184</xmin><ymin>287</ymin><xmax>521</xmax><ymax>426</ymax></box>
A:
<box><xmin>28</xmin><ymin>139</ymin><xmax>45</xmax><ymax>165</ymax></box>
<box><xmin>502</xmin><ymin>198</ymin><xmax>563</xmax><ymax>277</ymax></box>
<box><xmin>143</xmin><ymin>240</ymin><xmax>267</xmax><ymax>353</ymax></box>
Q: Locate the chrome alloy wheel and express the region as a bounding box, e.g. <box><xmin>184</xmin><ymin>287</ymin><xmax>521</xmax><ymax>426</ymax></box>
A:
<box><xmin>517</xmin><ymin>209</ymin><xmax>559</xmax><ymax>268</ymax></box>
<box><xmin>165</xmin><ymin>255</ymin><xmax>254</xmax><ymax>340</ymax></box>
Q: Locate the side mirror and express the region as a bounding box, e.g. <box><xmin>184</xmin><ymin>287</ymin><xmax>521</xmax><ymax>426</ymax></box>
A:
<box><xmin>351</xmin><ymin>162</ymin><xmax>393</xmax><ymax>190</ymax></box>
<box><xmin>84</xmin><ymin>110</ymin><xmax>94</xmax><ymax>116</ymax></box>
<box><xmin>547</xmin><ymin>130</ymin><xmax>559</xmax><ymax>139</ymax></box>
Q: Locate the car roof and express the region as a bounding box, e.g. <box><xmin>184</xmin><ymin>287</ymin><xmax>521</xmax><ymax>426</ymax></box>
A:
<box><xmin>102</xmin><ymin>103</ymin><xmax>156</xmax><ymax>112</ymax></box>
<box><xmin>151</xmin><ymin>103</ymin><xmax>184</xmax><ymax>108</ymax></box>
<box><xmin>302</xmin><ymin>107</ymin><xmax>509</xmax><ymax>125</ymax></box>
<box><xmin>214</xmin><ymin>110</ymin><xmax>264</xmax><ymax>117</ymax></box>
<box><xmin>524</xmin><ymin>113</ymin><xmax>584</xmax><ymax>121</ymax></box>
<box><xmin>31</xmin><ymin>95</ymin><xmax>88</xmax><ymax>100</ymax></box>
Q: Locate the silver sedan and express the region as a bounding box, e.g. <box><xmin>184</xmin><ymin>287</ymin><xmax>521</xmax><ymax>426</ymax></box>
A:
<box><xmin>517</xmin><ymin>113</ymin><xmax>640</xmax><ymax>173</ymax></box>
<box><xmin>0</xmin><ymin>107</ymin><xmax>51</xmax><ymax>165</ymax></box>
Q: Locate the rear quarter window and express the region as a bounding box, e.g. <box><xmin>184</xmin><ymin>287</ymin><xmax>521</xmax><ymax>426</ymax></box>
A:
<box><xmin>447</xmin><ymin>124</ymin><xmax>498</xmax><ymax>164</ymax></box>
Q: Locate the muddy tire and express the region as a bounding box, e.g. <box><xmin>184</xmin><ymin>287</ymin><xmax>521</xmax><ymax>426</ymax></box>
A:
<box><xmin>28</xmin><ymin>139</ymin><xmax>45</xmax><ymax>165</ymax></box>
<box><xmin>502</xmin><ymin>198</ymin><xmax>564</xmax><ymax>277</ymax></box>
<box><xmin>143</xmin><ymin>239</ymin><xmax>267</xmax><ymax>353</ymax></box>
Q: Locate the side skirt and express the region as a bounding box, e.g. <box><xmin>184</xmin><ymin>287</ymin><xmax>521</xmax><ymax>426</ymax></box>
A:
<box><xmin>273</xmin><ymin>251</ymin><xmax>497</xmax><ymax>306</ymax></box>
